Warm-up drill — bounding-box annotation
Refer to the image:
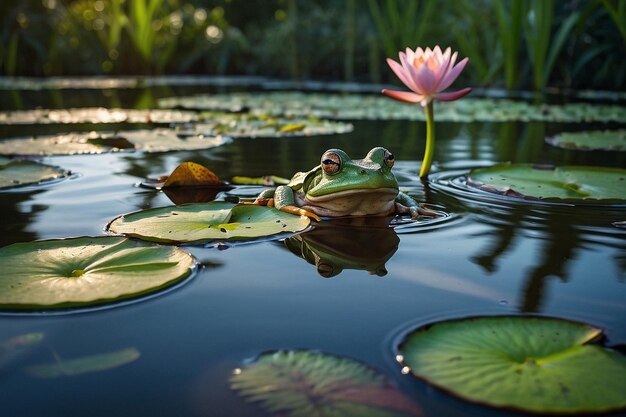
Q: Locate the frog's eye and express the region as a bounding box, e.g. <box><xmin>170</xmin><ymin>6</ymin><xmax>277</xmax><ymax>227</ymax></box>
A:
<box><xmin>384</xmin><ymin>150</ymin><xmax>395</xmax><ymax>168</ymax></box>
<box><xmin>321</xmin><ymin>151</ymin><xmax>342</xmax><ymax>175</ymax></box>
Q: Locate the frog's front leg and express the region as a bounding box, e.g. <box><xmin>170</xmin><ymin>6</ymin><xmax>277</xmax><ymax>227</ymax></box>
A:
<box><xmin>395</xmin><ymin>191</ymin><xmax>440</xmax><ymax>219</ymax></box>
<box><xmin>270</xmin><ymin>186</ymin><xmax>322</xmax><ymax>221</ymax></box>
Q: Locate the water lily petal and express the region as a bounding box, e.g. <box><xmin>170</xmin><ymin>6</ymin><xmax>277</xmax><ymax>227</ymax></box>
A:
<box><xmin>433</xmin><ymin>54</ymin><xmax>452</xmax><ymax>91</ymax></box>
<box><xmin>416</xmin><ymin>59</ymin><xmax>438</xmax><ymax>95</ymax></box>
<box><xmin>381</xmin><ymin>89</ymin><xmax>424</xmax><ymax>104</ymax></box>
<box><xmin>387</xmin><ymin>58</ymin><xmax>419</xmax><ymax>92</ymax></box>
<box><xmin>434</xmin><ymin>87</ymin><xmax>472</xmax><ymax>102</ymax></box>
<box><xmin>400</xmin><ymin>52</ymin><xmax>424</xmax><ymax>94</ymax></box>
<box><xmin>438</xmin><ymin>57</ymin><xmax>469</xmax><ymax>91</ymax></box>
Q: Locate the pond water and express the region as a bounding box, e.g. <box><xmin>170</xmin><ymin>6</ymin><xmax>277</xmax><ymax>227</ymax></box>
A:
<box><xmin>0</xmin><ymin>82</ymin><xmax>625</xmax><ymax>417</ymax></box>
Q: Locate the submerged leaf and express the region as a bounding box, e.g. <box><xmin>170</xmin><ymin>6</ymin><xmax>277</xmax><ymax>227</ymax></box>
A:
<box><xmin>546</xmin><ymin>129</ymin><xmax>626</xmax><ymax>151</ymax></box>
<box><xmin>467</xmin><ymin>164</ymin><xmax>626</xmax><ymax>202</ymax></box>
<box><xmin>107</xmin><ymin>202</ymin><xmax>310</xmax><ymax>244</ymax></box>
<box><xmin>398</xmin><ymin>316</ymin><xmax>626</xmax><ymax>414</ymax></box>
<box><xmin>0</xmin><ymin>236</ymin><xmax>196</xmax><ymax>310</ymax></box>
<box><xmin>231</xmin><ymin>350</ymin><xmax>422</xmax><ymax>417</ymax></box>
<box><xmin>25</xmin><ymin>347</ymin><xmax>140</xmax><ymax>378</ymax></box>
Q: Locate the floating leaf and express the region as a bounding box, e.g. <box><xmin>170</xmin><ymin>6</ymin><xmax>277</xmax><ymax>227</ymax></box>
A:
<box><xmin>25</xmin><ymin>347</ymin><xmax>140</xmax><ymax>378</ymax></box>
<box><xmin>231</xmin><ymin>350</ymin><xmax>422</xmax><ymax>417</ymax></box>
<box><xmin>0</xmin><ymin>236</ymin><xmax>196</xmax><ymax>310</ymax></box>
<box><xmin>230</xmin><ymin>175</ymin><xmax>290</xmax><ymax>186</ymax></box>
<box><xmin>107</xmin><ymin>202</ymin><xmax>310</xmax><ymax>244</ymax></box>
<box><xmin>467</xmin><ymin>164</ymin><xmax>626</xmax><ymax>202</ymax></box>
<box><xmin>159</xmin><ymin>92</ymin><xmax>626</xmax><ymax>123</ymax></box>
<box><xmin>546</xmin><ymin>130</ymin><xmax>626</xmax><ymax>151</ymax></box>
<box><xmin>0</xmin><ymin>129</ymin><xmax>230</xmax><ymax>156</ymax></box>
<box><xmin>162</xmin><ymin>162</ymin><xmax>225</xmax><ymax>188</ymax></box>
<box><xmin>398</xmin><ymin>316</ymin><xmax>626</xmax><ymax>414</ymax></box>
<box><xmin>0</xmin><ymin>108</ymin><xmax>197</xmax><ymax>124</ymax></box>
<box><xmin>179</xmin><ymin>112</ymin><xmax>353</xmax><ymax>137</ymax></box>
<box><xmin>0</xmin><ymin>158</ymin><xmax>70</xmax><ymax>189</ymax></box>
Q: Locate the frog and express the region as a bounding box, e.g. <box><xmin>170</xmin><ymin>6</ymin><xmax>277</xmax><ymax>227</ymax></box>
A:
<box><xmin>254</xmin><ymin>147</ymin><xmax>434</xmax><ymax>221</ymax></box>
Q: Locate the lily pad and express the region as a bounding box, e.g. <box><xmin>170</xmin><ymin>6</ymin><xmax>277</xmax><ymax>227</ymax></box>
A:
<box><xmin>546</xmin><ymin>130</ymin><xmax>626</xmax><ymax>151</ymax></box>
<box><xmin>0</xmin><ymin>236</ymin><xmax>196</xmax><ymax>310</ymax></box>
<box><xmin>397</xmin><ymin>316</ymin><xmax>626</xmax><ymax>414</ymax></box>
<box><xmin>159</xmin><ymin>92</ymin><xmax>626</xmax><ymax>123</ymax></box>
<box><xmin>25</xmin><ymin>347</ymin><xmax>140</xmax><ymax>378</ymax></box>
<box><xmin>0</xmin><ymin>129</ymin><xmax>230</xmax><ymax>156</ymax></box>
<box><xmin>183</xmin><ymin>112</ymin><xmax>353</xmax><ymax>137</ymax></box>
<box><xmin>107</xmin><ymin>202</ymin><xmax>311</xmax><ymax>244</ymax></box>
<box><xmin>0</xmin><ymin>108</ymin><xmax>197</xmax><ymax>124</ymax></box>
<box><xmin>467</xmin><ymin>164</ymin><xmax>626</xmax><ymax>202</ymax></box>
<box><xmin>230</xmin><ymin>350</ymin><xmax>422</xmax><ymax>417</ymax></box>
<box><xmin>0</xmin><ymin>157</ymin><xmax>70</xmax><ymax>189</ymax></box>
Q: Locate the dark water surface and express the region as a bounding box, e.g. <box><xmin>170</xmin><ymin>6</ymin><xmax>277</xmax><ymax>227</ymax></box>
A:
<box><xmin>0</xmin><ymin>85</ymin><xmax>625</xmax><ymax>417</ymax></box>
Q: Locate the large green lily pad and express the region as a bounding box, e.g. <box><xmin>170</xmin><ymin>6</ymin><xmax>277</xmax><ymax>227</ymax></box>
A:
<box><xmin>107</xmin><ymin>202</ymin><xmax>311</xmax><ymax>244</ymax></box>
<box><xmin>0</xmin><ymin>156</ymin><xmax>70</xmax><ymax>189</ymax></box>
<box><xmin>0</xmin><ymin>129</ymin><xmax>230</xmax><ymax>156</ymax></box>
<box><xmin>230</xmin><ymin>350</ymin><xmax>423</xmax><ymax>417</ymax></box>
<box><xmin>25</xmin><ymin>347</ymin><xmax>140</xmax><ymax>378</ymax></box>
<box><xmin>397</xmin><ymin>316</ymin><xmax>626</xmax><ymax>414</ymax></box>
<box><xmin>467</xmin><ymin>164</ymin><xmax>626</xmax><ymax>202</ymax></box>
<box><xmin>0</xmin><ymin>108</ymin><xmax>197</xmax><ymax>124</ymax></box>
<box><xmin>159</xmin><ymin>92</ymin><xmax>626</xmax><ymax>123</ymax></box>
<box><xmin>546</xmin><ymin>130</ymin><xmax>626</xmax><ymax>151</ymax></box>
<box><xmin>0</xmin><ymin>236</ymin><xmax>196</xmax><ymax>310</ymax></box>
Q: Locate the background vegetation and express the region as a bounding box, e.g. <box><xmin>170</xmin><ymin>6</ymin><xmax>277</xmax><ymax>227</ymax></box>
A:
<box><xmin>1</xmin><ymin>0</ymin><xmax>625</xmax><ymax>92</ymax></box>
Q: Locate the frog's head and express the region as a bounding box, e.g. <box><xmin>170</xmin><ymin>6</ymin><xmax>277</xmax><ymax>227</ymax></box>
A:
<box><xmin>306</xmin><ymin>147</ymin><xmax>399</xmax><ymax>199</ymax></box>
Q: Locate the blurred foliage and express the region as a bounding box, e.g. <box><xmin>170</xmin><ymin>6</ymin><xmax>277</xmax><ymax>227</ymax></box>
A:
<box><xmin>0</xmin><ymin>0</ymin><xmax>624</xmax><ymax>91</ymax></box>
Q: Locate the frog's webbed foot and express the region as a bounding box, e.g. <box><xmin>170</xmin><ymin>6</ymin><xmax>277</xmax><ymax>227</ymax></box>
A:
<box><xmin>396</xmin><ymin>202</ymin><xmax>441</xmax><ymax>219</ymax></box>
<box><xmin>279</xmin><ymin>205</ymin><xmax>322</xmax><ymax>222</ymax></box>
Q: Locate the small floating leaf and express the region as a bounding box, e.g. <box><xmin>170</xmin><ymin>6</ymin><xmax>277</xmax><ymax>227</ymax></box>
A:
<box><xmin>467</xmin><ymin>164</ymin><xmax>626</xmax><ymax>202</ymax></box>
<box><xmin>107</xmin><ymin>202</ymin><xmax>310</xmax><ymax>244</ymax></box>
<box><xmin>162</xmin><ymin>162</ymin><xmax>225</xmax><ymax>188</ymax></box>
<box><xmin>546</xmin><ymin>130</ymin><xmax>626</xmax><ymax>151</ymax></box>
<box><xmin>231</xmin><ymin>350</ymin><xmax>422</xmax><ymax>417</ymax></box>
<box><xmin>398</xmin><ymin>316</ymin><xmax>626</xmax><ymax>414</ymax></box>
<box><xmin>0</xmin><ymin>159</ymin><xmax>70</xmax><ymax>189</ymax></box>
<box><xmin>0</xmin><ymin>129</ymin><xmax>230</xmax><ymax>156</ymax></box>
<box><xmin>1</xmin><ymin>333</ymin><xmax>45</xmax><ymax>353</ymax></box>
<box><xmin>25</xmin><ymin>347</ymin><xmax>140</xmax><ymax>378</ymax></box>
<box><xmin>0</xmin><ymin>236</ymin><xmax>196</xmax><ymax>310</ymax></box>
<box><xmin>230</xmin><ymin>175</ymin><xmax>290</xmax><ymax>186</ymax></box>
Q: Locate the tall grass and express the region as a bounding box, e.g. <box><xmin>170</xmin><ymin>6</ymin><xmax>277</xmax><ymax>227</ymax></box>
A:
<box><xmin>494</xmin><ymin>0</ymin><xmax>524</xmax><ymax>90</ymax></box>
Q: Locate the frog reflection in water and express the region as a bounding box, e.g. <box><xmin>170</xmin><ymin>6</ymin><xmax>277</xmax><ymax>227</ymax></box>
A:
<box><xmin>254</xmin><ymin>147</ymin><xmax>433</xmax><ymax>221</ymax></box>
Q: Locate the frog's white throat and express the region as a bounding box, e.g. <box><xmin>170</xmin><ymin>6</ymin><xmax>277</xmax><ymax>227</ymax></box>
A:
<box><xmin>299</xmin><ymin>187</ymin><xmax>399</xmax><ymax>217</ymax></box>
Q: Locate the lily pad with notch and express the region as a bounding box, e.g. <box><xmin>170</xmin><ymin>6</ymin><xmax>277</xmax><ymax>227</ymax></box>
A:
<box><xmin>0</xmin><ymin>236</ymin><xmax>196</xmax><ymax>311</ymax></box>
<box><xmin>230</xmin><ymin>349</ymin><xmax>423</xmax><ymax>417</ymax></box>
<box><xmin>467</xmin><ymin>163</ymin><xmax>626</xmax><ymax>203</ymax></box>
<box><xmin>107</xmin><ymin>202</ymin><xmax>311</xmax><ymax>244</ymax></box>
<box><xmin>546</xmin><ymin>130</ymin><xmax>626</xmax><ymax>151</ymax></box>
<box><xmin>0</xmin><ymin>129</ymin><xmax>230</xmax><ymax>156</ymax></box>
<box><xmin>397</xmin><ymin>316</ymin><xmax>626</xmax><ymax>414</ymax></box>
<box><xmin>0</xmin><ymin>156</ymin><xmax>71</xmax><ymax>189</ymax></box>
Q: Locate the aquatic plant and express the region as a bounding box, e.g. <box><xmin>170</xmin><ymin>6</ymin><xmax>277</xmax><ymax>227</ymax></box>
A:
<box><xmin>382</xmin><ymin>46</ymin><xmax>471</xmax><ymax>177</ymax></box>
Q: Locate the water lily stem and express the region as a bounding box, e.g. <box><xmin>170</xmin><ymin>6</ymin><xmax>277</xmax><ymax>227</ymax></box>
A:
<box><xmin>420</xmin><ymin>101</ymin><xmax>435</xmax><ymax>178</ymax></box>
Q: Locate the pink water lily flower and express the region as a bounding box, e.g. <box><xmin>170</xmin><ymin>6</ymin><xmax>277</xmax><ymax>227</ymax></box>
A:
<box><xmin>383</xmin><ymin>46</ymin><xmax>471</xmax><ymax>107</ymax></box>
